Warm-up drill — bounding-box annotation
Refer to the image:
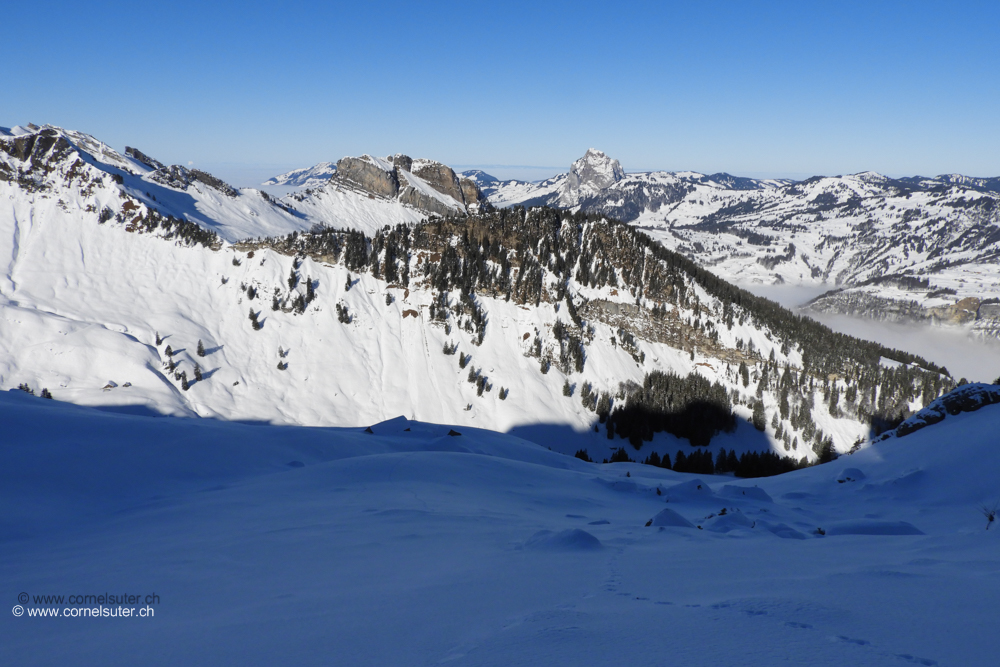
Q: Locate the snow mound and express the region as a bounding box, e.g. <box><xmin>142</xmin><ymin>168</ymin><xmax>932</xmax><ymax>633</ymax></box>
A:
<box><xmin>825</xmin><ymin>520</ymin><xmax>924</xmax><ymax>536</ymax></box>
<box><xmin>524</xmin><ymin>529</ymin><xmax>602</xmax><ymax>551</ymax></box>
<box><xmin>599</xmin><ymin>478</ymin><xmax>639</xmax><ymax>493</ymax></box>
<box><xmin>648</xmin><ymin>508</ymin><xmax>695</xmax><ymax>528</ymax></box>
<box><xmin>720</xmin><ymin>485</ymin><xmax>773</xmax><ymax>503</ymax></box>
<box><xmin>367</xmin><ymin>415</ymin><xmax>411</xmax><ymax>435</ymax></box>
<box><xmin>263</xmin><ymin>162</ymin><xmax>336</xmax><ymax>188</ymax></box>
<box><xmin>703</xmin><ymin>511</ymin><xmax>754</xmax><ymax>533</ymax></box>
<box><xmin>837</xmin><ymin>468</ymin><xmax>866</xmax><ymax>483</ymax></box>
<box><xmin>758</xmin><ymin>521</ymin><xmax>808</xmax><ymax>539</ymax></box>
<box><xmin>664</xmin><ymin>478</ymin><xmax>715</xmax><ymax>502</ymax></box>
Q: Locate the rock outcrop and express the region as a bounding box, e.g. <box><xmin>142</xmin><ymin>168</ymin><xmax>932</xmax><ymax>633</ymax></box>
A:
<box><xmin>332</xmin><ymin>153</ymin><xmax>482</xmax><ymax>216</ymax></box>
<box><xmin>335</xmin><ymin>156</ymin><xmax>400</xmax><ymax>199</ymax></box>
<box><xmin>926</xmin><ymin>297</ymin><xmax>981</xmax><ymax>325</ymax></box>
<box><xmin>559</xmin><ymin>148</ymin><xmax>624</xmax><ymax>206</ymax></box>
<box><xmin>460</xmin><ymin>177</ymin><xmax>483</xmax><ymax>206</ymax></box>
<box><xmin>124</xmin><ymin>147</ymin><xmax>165</xmax><ymax>171</ymax></box>
<box><xmin>148</xmin><ymin>165</ymin><xmax>239</xmax><ymax>197</ymax></box>
<box><xmin>411</xmin><ymin>159</ymin><xmax>465</xmax><ymax>204</ymax></box>
<box><xmin>891</xmin><ymin>383</ymin><xmax>1000</xmax><ymax>438</ymax></box>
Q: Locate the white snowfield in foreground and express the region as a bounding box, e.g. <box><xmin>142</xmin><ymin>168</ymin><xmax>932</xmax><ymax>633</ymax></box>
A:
<box><xmin>2</xmin><ymin>390</ymin><xmax>998</xmax><ymax>665</ymax></box>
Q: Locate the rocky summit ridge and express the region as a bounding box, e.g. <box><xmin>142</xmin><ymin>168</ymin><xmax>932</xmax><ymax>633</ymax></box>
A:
<box><xmin>327</xmin><ymin>153</ymin><xmax>484</xmax><ymax>217</ymax></box>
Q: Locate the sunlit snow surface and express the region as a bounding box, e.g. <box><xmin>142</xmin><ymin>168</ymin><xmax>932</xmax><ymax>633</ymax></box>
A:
<box><xmin>2</xmin><ymin>390</ymin><xmax>998</xmax><ymax>665</ymax></box>
<box><xmin>2</xmin><ymin>133</ymin><xmax>864</xmax><ymax>462</ymax></box>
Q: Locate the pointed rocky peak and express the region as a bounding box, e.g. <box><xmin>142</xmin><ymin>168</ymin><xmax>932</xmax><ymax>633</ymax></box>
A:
<box><xmin>560</xmin><ymin>148</ymin><xmax>625</xmax><ymax>206</ymax></box>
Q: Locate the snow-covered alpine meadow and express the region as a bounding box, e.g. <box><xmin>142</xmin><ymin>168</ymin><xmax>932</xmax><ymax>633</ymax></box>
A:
<box><xmin>3</xmin><ymin>388</ymin><xmax>999</xmax><ymax>665</ymax></box>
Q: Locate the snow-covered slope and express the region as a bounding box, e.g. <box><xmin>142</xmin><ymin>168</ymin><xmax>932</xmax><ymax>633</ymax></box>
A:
<box><xmin>0</xmin><ymin>124</ymin><xmax>315</xmax><ymax>243</ymax></box>
<box><xmin>282</xmin><ymin>181</ymin><xmax>431</xmax><ymax>236</ymax></box>
<box><xmin>0</xmin><ymin>124</ymin><xmax>486</xmax><ymax>249</ymax></box>
<box><xmin>485</xmin><ymin>149</ymin><xmax>786</xmax><ymax>221</ymax></box>
<box><xmin>3</xmin><ymin>384</ymin><xmax>998</xmax><ymax>665</ymax></box>
<box><xmin>0</xmin><ymin>124</ymin><xmax>960</xmax><ymax>464</ymax></box>
<box><xmin>487</xmin><ymin>150</ymin><xmax>1000</xmax><ymax>339</ymax></box>
<box><xmin>640</xmin><ymin>172</ymin><xmax>1000</xmax><ymax>339</ymax></box>
<box><xmin>262</xmin><ymin>162</ymin><xmax>336</xmax><ymax>189</ymax></box>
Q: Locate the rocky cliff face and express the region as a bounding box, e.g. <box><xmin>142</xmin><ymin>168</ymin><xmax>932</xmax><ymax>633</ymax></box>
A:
<box><xmin>397</xmin><ymin>171</ymin><xmax>461</xmax><ymax>216</ymax></box>
<box><xmin>148</xmin><ymin>165</ymin><xmax>239</xmax><ymax>197</ymax></box>
<box><xmin>559</xmin><ymin>148</ymin><xmax>625</xmax><ymax>206</ymax></box>
<box><xmin>411</xmin><ymin>159</ymin><xmax>465</xmax><ymax>204</ymax></box>
<box><xmin>460</xmin><ymin>177</ymin><xmax>483</xmax><ymax>207</ymax></box>
<box><xmin>335</xmin><ymin>155</ymin><xmax>401</xmax><ymax>199</ymax></box>
<box><xmin>973</xmin><ymin>303</ymin><xmax>1000</xmax><ymax>339</ymax></box>
<box><xmin>332</xmin><ymin>153</ymin><xmax>482</xmax><ymax>216</ymax></box>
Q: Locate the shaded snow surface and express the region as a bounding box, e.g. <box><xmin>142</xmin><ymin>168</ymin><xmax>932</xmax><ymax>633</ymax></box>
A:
<box><xmin>3</xmin><ymin>390</ymin><xmax>999</xmax><ymax>665</ymax></box>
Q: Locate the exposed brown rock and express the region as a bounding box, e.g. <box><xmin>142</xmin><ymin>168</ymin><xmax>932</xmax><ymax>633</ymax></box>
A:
<box><xmin>331</xmin><ymin>153</ymin><xmax>476</xmax><ymax>215</ymax></box>
<box><xmin>411</xmin><ymin>160</ymin><xmax>464</xmax><ymax>204</ymax></box>
<box><xmin>334</xmin><ymin>156</ymin><xmax>399</xmax><ymax>199</ymax></box>
<box><xmin>460</xmin><ymin>177</ymin><xmax>483</xmax><ymax>206</ymax></box>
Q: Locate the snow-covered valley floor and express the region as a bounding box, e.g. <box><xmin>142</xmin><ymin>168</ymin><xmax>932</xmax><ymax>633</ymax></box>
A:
<box><xmin>3</xmin><ymin>390</ymin><xmax>998</xmax><ymax>666</ymax></box>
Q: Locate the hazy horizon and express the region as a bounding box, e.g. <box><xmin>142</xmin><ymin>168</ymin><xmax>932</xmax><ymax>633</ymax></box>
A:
<box><xmin>4</xmin><ymin>1</ymin><xmax>998</xmax><ymax>180</ymax></box>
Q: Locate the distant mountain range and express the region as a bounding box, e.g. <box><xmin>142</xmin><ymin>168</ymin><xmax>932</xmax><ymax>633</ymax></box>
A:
<box><xmin>451</xmin><ymin>153</ymin><xmax>1000</xmax><ymax>338</ymax></box>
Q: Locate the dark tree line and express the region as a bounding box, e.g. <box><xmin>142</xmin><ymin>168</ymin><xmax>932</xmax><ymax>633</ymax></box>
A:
<box><xmin>608</xmin><ymin>371</ymin><xmax>736</xmax><ymax>448</ymax></box>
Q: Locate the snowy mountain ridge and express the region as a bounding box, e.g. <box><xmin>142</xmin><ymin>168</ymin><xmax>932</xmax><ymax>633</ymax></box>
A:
<box><xmin>263</xmin><ymin>162</ymin><xmax>337</xmax><ymax>189</ymax></box>
<box><xmin>481</xmin><ymin>150</ymin><xmax>1000</xmax><ymax>339</ymax></box>
<box><xmin>1</xmin><ymin>123</ymin><xmax>960</xmax><ymax>465</ymax></box>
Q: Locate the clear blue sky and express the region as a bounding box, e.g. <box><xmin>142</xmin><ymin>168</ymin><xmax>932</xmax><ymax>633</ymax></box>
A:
<box><xmin>4</xmin><ymin>0</ymin><xmax>999</xmax><ymax>183</ymax></box>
